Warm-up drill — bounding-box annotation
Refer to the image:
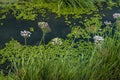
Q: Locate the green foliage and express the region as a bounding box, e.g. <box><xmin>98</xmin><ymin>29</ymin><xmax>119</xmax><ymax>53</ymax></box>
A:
<box><xmin>0</xmin><ymin>0</ymin><xmax>120</xmax><ymax>20</ymax></box>
<box><xmin>11</xmin><ymin>3</ymin><xmax>37</xmax><ymax>20</ymax></box>
<box><xmin>67</xmin><ymin>26</ymin><xmax>90</xmax><ymax>39</ymax></box>
<box><xmin>0</xmin><ymin>1</ymin><xmax>120</xmax><ymax>80</ymax></box>
<box><xmin>66</xmin><ymin>14</ymin><xmax>102</xmax><ymax>39</ymax></box>
<box><xmin>29</xmin><ymin>27</ymin><xmax>34</xmax><ymax>32</ymax></box>
<box><xmin>83</xmin><ymin>15</ymin><xmax>102</xmax><ymax>35</ymax></box>
<box><xmin>0</xmin><ymin>36</ymin><xmax>119</xmax><ymax>80</ymax></box>
<box><xmin>0</xmin><ymin>19</ymin><xmax>120</xmax><ymax>79</ymax></box>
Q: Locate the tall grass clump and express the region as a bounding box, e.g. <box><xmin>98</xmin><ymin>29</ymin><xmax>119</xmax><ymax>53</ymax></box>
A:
<box><xmin>0</xmin><ymin>32</ymin><xmax>120</xmax><ymax>80</ymax></box>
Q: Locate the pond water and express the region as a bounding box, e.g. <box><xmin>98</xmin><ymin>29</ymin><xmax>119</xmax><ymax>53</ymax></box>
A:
<box><xmin>0</xmin><ymin>7</ymin><xmax>120</xmax><ymax>48</ymax></box>
<box><xmin>0</xmin><ymin>14</ymin><xmax>70</xmax><ymax>47</ymax></box>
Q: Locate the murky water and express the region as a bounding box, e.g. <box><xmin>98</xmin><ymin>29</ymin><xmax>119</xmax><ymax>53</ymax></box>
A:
<box><xmin>0</xmin><ymin>7</ymin><xmax>120</xmax><ymax>48</ymax></box>
<box><xmin>0</xmin><ymin>14</ymin><xmax>70</xmax><ymax>47</ymax></box>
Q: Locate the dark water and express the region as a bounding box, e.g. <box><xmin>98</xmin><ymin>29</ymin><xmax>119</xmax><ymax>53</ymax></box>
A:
<box><xmin>0</xmin><ymin>13</ymin><xmax>70</xmax><ymax>47</ymax></box>
<box><xmin>0</xmin><ymin>7</ymin><xmax>120</xmax><ymax>48</ymax></box>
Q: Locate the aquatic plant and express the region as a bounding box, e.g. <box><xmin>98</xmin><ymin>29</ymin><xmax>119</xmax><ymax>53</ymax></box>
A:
<box><xmin>51</xmin><ymin>37</ymin><xmax>62</xmax><ymax>45</ymax></box>
<box><xmin>113</xmin><ymin>13</ymin><xmax>120</xmax><ymax>19</ymax></box>
<box><xmin>38</xmin><ymin>22</ymin><xmax>51</xmax><ymax>33</ymax></box>
<box><xmin>113</xmin><ymin>13</ymin><xmax>120</xmax><ymax>33</ymax></box>
<box><xmin>0</xmin><ymin>1</ymin><xmax>120</xmax><ymax>80</ymax></box>
<box><xmin>93</xmin><ymin>35</ymin><xmax>104</xmax><ymax>49</ymax></box>
<box><xmin>20</xmin><ymin>30</ymin><xmax>31</xmax><ymax>45</ymax></box>
<box><xmin>0</xmin><ymin>0</ymin><xmax>120</xmax><ymax>21</ymax></box>
<box><xmin>38</xmin><ymin>22</ymin><xmax>51</xmax><ymax>45</ymax></box>
<box><xmin>93</xmin><ymin>35</ymin><xmax>104</xmax><ymax>44</ymax></box>
<box><xmin>104</xmin><ymin>20</ymin><xmax>112</xmax><ymax>26</ymax></box>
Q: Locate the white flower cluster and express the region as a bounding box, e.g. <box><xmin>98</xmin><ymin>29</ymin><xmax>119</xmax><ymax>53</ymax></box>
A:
<box><xmin>113</xmin><ymin>13</ymin><xmax>120</xmax><ymax>19</ymax></box>
<box><xmin>104</xmin><ymin>20</ymin><xmax>111</xmax><ymax>25</ymax></box>
<box><xmin>93</xmin><ymin>35</ymin><xmax>104</xmax><ymax>44</ymax></box>
<box><xmin>20</xmin><ymin>30</ymin><xmax>31</xmax><ymax>38</ymax></box>
<box><xmin>51</xmin><ymin>37</ymin><xmax>62</xmax><ymax>45</ymax></box>
<box><xmin>38</xmin><ymin>22</ymin><xmax>51</xmax><ymax>33</ymax></box>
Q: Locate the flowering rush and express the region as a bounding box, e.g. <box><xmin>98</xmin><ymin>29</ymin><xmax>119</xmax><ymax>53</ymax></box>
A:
<box><xmin>51</xmin><ymin>37</ymin><xmax>62</xmax><ymax>45</ymax></box>
<box><xmin>93</xmin><ymin>35</ymin><xmax>104</xmax><ymax>44</ymax></box>
<box><xmin>104</xmin><ymin>20</ymin><xmax>111</xmax><ymax>26</ymax></box>
<box><xmin>113</xmin><ymin>13</ymin><xmax>120</xmax><ymax>19</ymax></box>
<box><xmin>38</xmin><ymin>22</ymin><xmax>51</xmax><ymax>33</ymax></box>
<box><xmin>20</xmin><ymin>30</ymin><xmax>32</xmax><ymax>38</ymax></box>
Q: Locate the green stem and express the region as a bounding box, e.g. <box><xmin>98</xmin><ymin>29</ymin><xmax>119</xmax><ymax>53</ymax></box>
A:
<box><xmin>71</xmin><ymin>37</ymin><xmax>76</xmax><ymax>47</ymax></box>
<box><xmin>24</xmin><ymin>38</ymin><xmax>27</xmax><ymax>45</ymax></box>
<box><xmin>39</xmin><ymin>32</ymin><xmax>46</xmax><ymax>45</ymax></box>
<box><xmin>43</xmin><ymin>32</ymin><xmax>46</xmax><ymax>45</ymax></box>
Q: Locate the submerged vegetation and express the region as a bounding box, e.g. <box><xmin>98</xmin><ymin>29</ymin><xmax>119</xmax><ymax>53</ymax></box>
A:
<box><xmin>0</xmin><ymin>0</ymin><xmax>120</xmax><ymax>80</ymax></box>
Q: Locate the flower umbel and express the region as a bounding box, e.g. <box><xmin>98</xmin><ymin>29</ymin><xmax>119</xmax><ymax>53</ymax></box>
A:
<box><xmin>113</xmin><ymin>13</ymin><xmax>120</xmax><ymax>19</ymax></box>
<box><xmin>20</xmin><ymin>30</ymin><xmax>31</xmax><ymax>45</ymax></box>
<box><xmin>38</xmin><ymin>22</ymin><xmax>51</xmax><ymax>45</ymax></box>
<box><xmin>38</xmin><ymin>22</ymin><xmax>51</xmax><ymax>33</ymax></box>
<box><xmin>93</xmin><ymin>35</ymin><xmax>104</xmax><ymax>44</ymax></box>
<box><xmin>51</xmin><ymin>37</ymin><xmax>62</xmax><ymax>45</ymax></box>
<box><xmin>104</xmin><ymin>20</ymin><xmax>111</xmax><ymax>26</ymax></box>
<box><xmin>20</xmin><ymin>30</ymin><xmax>31</xmax><ymax>38</ymax></box>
